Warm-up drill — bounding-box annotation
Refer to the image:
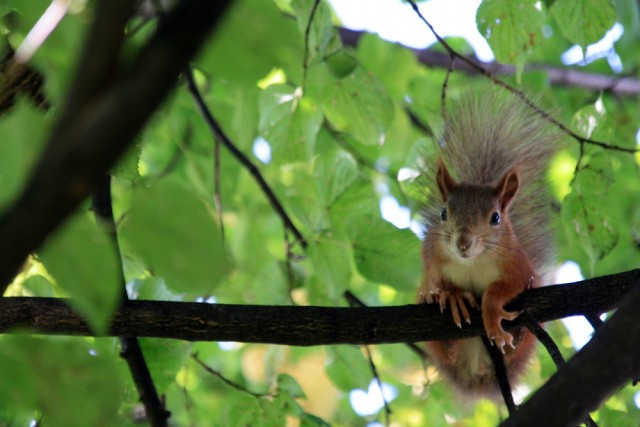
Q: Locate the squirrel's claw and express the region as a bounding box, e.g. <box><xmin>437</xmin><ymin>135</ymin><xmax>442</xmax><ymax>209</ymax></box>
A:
<box><xmin>488</xmin><ymin>330</ymin><xmax>515</xmax><ymax>353</ymax></box>
<box><xmin>483</xmin><ymin>304</ymin><xmax>520</xmax><ymax>353</ymax></box>
<box><xmin>427</xmin><ymin>288</ymin><xmax>477</xmax><ymax>327</ymax></box>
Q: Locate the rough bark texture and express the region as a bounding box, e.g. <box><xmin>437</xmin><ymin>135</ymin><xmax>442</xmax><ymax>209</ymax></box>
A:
<box><xmin>0</xmin><ymin>269</ymin><xmax>636</xmax><ymax>345</ymax></box>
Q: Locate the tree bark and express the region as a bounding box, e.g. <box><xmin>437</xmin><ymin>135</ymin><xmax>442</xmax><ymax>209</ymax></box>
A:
<box><xmin>337</xmin><ymin>27</ymin><xmax>640</xmax><ymax>96</ymax></box>
<box><xmin>0</xmin><ymin>269</ymin><xmax>636</xmax><ymax>345</ymax></box>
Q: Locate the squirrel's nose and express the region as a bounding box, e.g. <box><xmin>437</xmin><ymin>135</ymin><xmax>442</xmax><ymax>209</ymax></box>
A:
<box><xmin>457</xmin><ymin>234</ymin><xmax>472</xmax><ymax>251</ymax></box>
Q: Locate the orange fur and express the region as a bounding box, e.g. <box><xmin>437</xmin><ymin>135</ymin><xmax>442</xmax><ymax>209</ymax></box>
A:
<box><xmin>418</xmin><ymin>91</ymin><xmax>559</xmax><ymax>398</ymax></box>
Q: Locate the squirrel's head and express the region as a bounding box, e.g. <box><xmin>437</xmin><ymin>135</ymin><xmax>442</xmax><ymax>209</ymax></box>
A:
<box><xmin>435</xmin><ymin>160</ymin><xmax>520</xmax><ymax>260</ymax></box>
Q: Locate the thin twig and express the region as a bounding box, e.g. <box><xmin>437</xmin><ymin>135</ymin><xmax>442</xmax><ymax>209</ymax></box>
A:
<box><xmin>191</xmin><ymin>352</ymin><xmax>272</xmax><ymax>399</ymax></box>
<box><xmin>212</xmin><ymin>127</ymin><xmax>225</xmax><ymax>241</ymax></box>
<box><xmin>481</xmin><ymin>335</ymin><xmax>516</xmax><ymax>414</ymax></box>
<box><xmin>363</xmin><ymin>345</ymin><xmax>392</xmax><ymax>427</ymax></box>
<box><xmin>520</xmin><ymin>313</ymin><xmax>599</xmax><ymax>427</ymax></box>
<box><xmin>183</xmin><ymin>66</ymin><xmax>307</xmax><ymax>248</ymax></box>
<box><xmin>520</xmin><ymin>313</ymin><xmax>565</xmax><ymax>369</ymax></box>
<box><xmin>302</xmin><ymin>0</ymin><xmax>322</xmax><ymax>88</ymax></box>
<box><xmin>284</xmin><ymin>231</ymin><xmax>296</xmax><ymax>304</ymax></box>
<box><xmin>344</xmin><ymin>292</ymin><xmax>392</xmax><ymax>425</ymax></box>
<box><xmin>584</xmin><ymin>313</ymin><xmax>604</xmax><ymax>330</ymax></box>
<box><xmin>404</xmin><ymin>108</ymin><xmax>435</xmax><ymax>138</ymax></box>
<box><xmin>405</xmin><ymin>0</ymin><xmax>638</xmax><ymax>154</ymax></box>
<box><xmin>92</xmin><ymin>175</ymin><xmax>169</xmax><ymax>427</ymax></box>
<box><xmin>441</xmin><ymin>55</ymin><xmax>455</xmax><ymax>119</ymax></box>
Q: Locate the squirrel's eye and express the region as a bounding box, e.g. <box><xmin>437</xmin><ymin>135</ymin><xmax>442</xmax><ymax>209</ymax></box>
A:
<box><xmin>490</xmin><ymin>212</ymin><xmax>501</xmax><ymax>225</ymax></box>
<box><xmin>440</xmin><ymin>208</ymin><xmax>447</xmax><ymax>221</ymax></box>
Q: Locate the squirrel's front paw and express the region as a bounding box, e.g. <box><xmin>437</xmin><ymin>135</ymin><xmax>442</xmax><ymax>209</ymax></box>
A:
<box><xmin>482</xmin><ymin>304</ymin><xmax>519</xmax><ymax>353</ymax></box>
<box><xmin>424</xmin><ymin>287</ymin><xmax>478</xmax><ymax>328</ymax></box>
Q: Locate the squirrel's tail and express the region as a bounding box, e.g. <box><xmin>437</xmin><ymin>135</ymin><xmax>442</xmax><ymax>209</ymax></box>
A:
<box><xmin>426</xmin><ymin>89</ymin><xmax>562</xmax><ymax>276</ymax></box>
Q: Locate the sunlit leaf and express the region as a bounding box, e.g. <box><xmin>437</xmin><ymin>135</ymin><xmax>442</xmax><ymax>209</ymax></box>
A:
<box><xmin>477</xmin><ymin>0</ymin><xmax>545</xmax><ymax>75</ymax></box>
<box><xmin>38</xmin><ymin>213</ymin><xmax>121</xmax><ymax>334</ymax></box>
<box><xmin>120</xmin><ymin>177</ymin><xmax>233</xmax><ymax>295</ymax></box>
<box><xmin>550</xmin><ymin>0</ymin><xmax>616</xmax><ymax>52</ymax></box>
<box><xmin>322</xmin><ymin>67</ymin><xmax>394</xmax><ymax>146</ymax></box>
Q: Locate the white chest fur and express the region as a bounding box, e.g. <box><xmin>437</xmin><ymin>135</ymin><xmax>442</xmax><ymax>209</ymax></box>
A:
<box><xmin>441</xmin><ymin>253</ymin><xmax>501</xmax><ymax>295</ymax></box>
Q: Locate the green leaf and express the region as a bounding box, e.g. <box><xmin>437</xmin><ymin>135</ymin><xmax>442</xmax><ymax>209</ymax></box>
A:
<box><xmin>357</xmin><ymin>33</ymin><xmax>418</xmax><ymax>99</ymax></box>
<box><xmin>275</xmin><ymin>161</ymin><xmax>328</xmax><ymax>234</ymax></box>
<box><xmin>120</xmin><ymin>177</ymin><xmax>233</xmax><ymax>295</ymax></box>
<box><xmin>328</xmin><ymin>179</ymin><xmax>379</xmax><ymax>234</ymax></box>
<box><xmin>325</xmin><ymin>49</ymin><xmax>358</xmax><ymax>78</ymax></box>
<box><xmin>0</xmin><ymin>335</ymin><xmax>122</xmax><ymax>427</ymax></box>
<box><xmin>300</xmin><ymin>413</ymin><xmax>332</xmax><ymax>427</ymax></box>
<box><xmin>477</xmin><ymin>0</ymin><xmax>545</xmax><ymax>74</ymax></box>
<box><xmin>322</xmin><ymin>67</ymin><xmax>394</xmax><ymax>146</ymax></box>
<box><xmin>198</xmin><ymin>0</ymin><xmax>303</xmax><ymax>84</ymax></box>
<box><xmin>311</xmin><ymin>149</ymin><xmax>359</xmax><ymax>206</ymax></box>
<box><xmin>258</xmin><ymin>84</ymin><xmax>323</xmax><ymax>162</ymax></box>
<box><xmin>38</xmin><ymin>213</ymin><xmax>121</xmax><ymax>334</ymax></box>
<box><xmin>325</xmin><ymin>346</ymin><xmax>371</xmax><ymax>391</ymax></box>
<box><xmin>111</xmin><ymin>139</ymin><xmax>141</xmax><ymax>180</ymax></box>
<box><xmin>561</xmin><ymin>152</ymin><xmax>620</xmax><ymax>273</ymax></box>
<box><xmin>350</xmin><ymin>214</ymin><xmax>421</xmax><ymax>291</ymax></box>
<box><xmin>277</xmin><ymin>373</ymin><xmax>306</xmax><ymax>399</ymax></box>
<box><xmin>139</xmin><ymin>338</ymin><xmax>192</xmax><ymax>393</ymax></box>
<box><xmin>291</xmin><ymin>0</ymin><xmax>341</xmax><ymax>68</ymax></box>
<box><xmin>308</xmin><ymin>235</ymin><xmax>352</xmax><ymax>300</ymax></box>
<box><xmin>550</xmin><ymin>0</ymin><xmax>616</xmax><ymax>51</ymax></box>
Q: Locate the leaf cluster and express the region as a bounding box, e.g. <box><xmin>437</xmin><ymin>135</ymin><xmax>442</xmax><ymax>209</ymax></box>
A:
<box><xmin>0</xmin><ymin>0</ymin><xmax>638</xmax><ymax>425</ymax></box>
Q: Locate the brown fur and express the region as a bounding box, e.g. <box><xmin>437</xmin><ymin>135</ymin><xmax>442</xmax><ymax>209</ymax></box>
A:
<box><xmin>418</xmin><ymin>90</ymin><xmax>560</xmax><ymax>398</ymax></box>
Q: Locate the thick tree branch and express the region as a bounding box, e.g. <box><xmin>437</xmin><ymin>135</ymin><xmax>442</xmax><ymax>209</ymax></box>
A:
<box><xmin>0</xmin><ymin>270</ymin><xmax>636</xmax><ymax>344</ymax></box>
<box><xmin>51</xmin><ymin>0</ymin><xmax>134</xmax><ymax>136</ymax></box>
<box><xmin>337</xmin><ymin>27</ymin><xmax>640</xmax><ymax>97</ymax></box>
<box><xmin>0</xmin><ymin>0</ymin><xmax>232</xmax><ymax>292</ymax></box>
<box><xmin>501</xmin><ymin>282</ymin><xmax>640</xmax><ymax>427</ymax></box>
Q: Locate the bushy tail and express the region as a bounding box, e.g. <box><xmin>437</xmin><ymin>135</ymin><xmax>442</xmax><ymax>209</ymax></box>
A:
<box><xmin>427</xmin><ymin>89</ymin><xmax>561</xmax><ymax>276</ymax></box>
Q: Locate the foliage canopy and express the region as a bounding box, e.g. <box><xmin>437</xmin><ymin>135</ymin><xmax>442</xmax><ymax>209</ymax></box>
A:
<box><xmin>0</xmin><ymin>0</ymin><xmax>639</xmax><ymax>426</ymax></box>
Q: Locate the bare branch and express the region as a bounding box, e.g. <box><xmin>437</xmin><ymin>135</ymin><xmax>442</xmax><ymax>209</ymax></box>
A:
<box><xmin>92</xmin><ymin>176</ymin><xmax>169</xmax><ymax>427</ymax></box>
<box><xmin>192</xmin><ymin>353</ymin><xmax>272</xmax><ymax>399</ymax></box>
<box><xmin>501</xmin><ymin>282</ymin><xmax>640</xmax><ymax>427</ymax></box>
<box><xmin>404</xmin><ymin>0</ymin><xmax>637</xmax><ymax>154</ymax></box>
<box><xmin>337</xmin><ymin>27</ymin><xmax>640</xmax><ymax>97</ymax></box>
<box><xmin>0</xmin><ymin>269</ymin><xmax>636</xmax><ymax>344</ymax></box>
<box><xmin>183</xmin><ymin>66</ymin><xmax>308</xmax><ymax>248</ymax></box>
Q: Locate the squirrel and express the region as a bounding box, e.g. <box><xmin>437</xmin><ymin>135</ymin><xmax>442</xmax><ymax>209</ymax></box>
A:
<box><xmin>417</xmin><ymin>89</ymin><xmax>560</xmax><ymax>398</ymax></box>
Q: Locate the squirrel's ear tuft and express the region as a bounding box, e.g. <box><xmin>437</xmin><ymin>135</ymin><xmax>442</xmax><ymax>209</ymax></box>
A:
<box><xmin>495</xmin><ymin>169</ymin><xmax>520</xmax><ymax>211</ymax></box>
<box><xmin>436</xmin><ymin>160</ymin><xmax>457</xmax><ymax>202</ymax></box>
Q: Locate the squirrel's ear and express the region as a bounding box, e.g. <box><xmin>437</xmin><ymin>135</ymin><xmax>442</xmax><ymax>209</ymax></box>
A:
<box><xmin>436</xmin><ymin>160</ymin><xmax>457</xmax><ymax>202</ymax></box>
<box><xmin>495</xmin><ymin>169</ymin><xmax>519</xmax><ymax>211</ymax></box>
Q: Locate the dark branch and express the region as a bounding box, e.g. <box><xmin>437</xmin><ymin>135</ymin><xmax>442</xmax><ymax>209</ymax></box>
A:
<box><xmin>521</xmin><ymin>313</ymin><xmax>565</xmax><ymax>369</ymax></box>
<box><xmin>481</xmin><ymin>335</ymin><xmax>516</xmax><ymax>414</ymax></box>
<box><xmin>337</xmin><ymin>27</ymin><xmax>640</xmax><ymax>97</ymax></box>
<box><xmin>51</xmin><ymin>0</ymin><xmax>134</xmax><ymax>137</ymax></box>
<box><xmin>392</xmin><ymin>2</ymin><xmax>639</xmax><ymax>154</ymax></box>
<box><xmin>501</xmin><ymin>279</ymin><xmax>640</xmax><ymax>427</ymax></box>
<box><xmin>0</xmin><ymin>270</ymin><xmax>636</xmax><ymax>344</ymax></box>
<box><xmin>0</xmin><ymin>0</ymin><xmax>232</xmax><ymax>292</ymax></box>
<box><xmin>183</xmin><ymin>66</ymin><xmax>308</xmax><ymax>248</ymax></box>
<box><xmin>93</xmin><ymin>176</ymin><xmax>169</xmax><ymax>427</ymax></box>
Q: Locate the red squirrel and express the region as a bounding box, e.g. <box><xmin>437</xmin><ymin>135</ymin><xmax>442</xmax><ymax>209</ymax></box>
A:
<box><xmin>417</xmin><ymin>90</ymin><xmax>559</xmax><ymax>398</ymax></box>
